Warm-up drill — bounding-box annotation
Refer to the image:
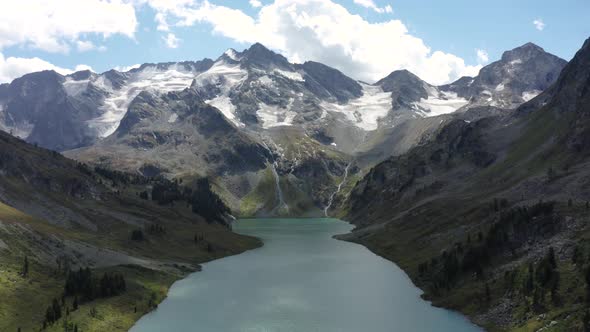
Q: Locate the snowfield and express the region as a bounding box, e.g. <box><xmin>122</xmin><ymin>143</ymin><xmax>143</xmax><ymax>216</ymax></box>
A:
<box><xmin>257</xmin><ymin>100</ymin><xmax>298</xmax><ymax>129</ymax></box>
<box><xmin>63</xmin><ymin>77</ymin><xmax>90</xmax><ymax>97</ymax></box>
<box><xmin>89</xmin><ymin>64</ymin><xmax>199</xmax><ymax>137</ymax></box>
<box><xmin>522</xmin><ymin>90</ymin><xmax>541</xmax><ymax>101</ymax></box>
<box><xmin>413</xmin><ymin>87</ymin><xmax>469</xmax><ymax>117</ymax></box>
<box><xmin>274</xmin><ymin>69</ymin><xmax>305</xmax><ymax>82</ymax></box>
<box><xmin>167</xmin><ymin>113</ymin><xmax>178</xmax><ymax>123</ymax></box>
<box><xmin>197</xmin><ymin>60</ymin><xmax>249</xmax><ymax>128</ymax></box>
<box><xmin>206</xmin><ymin>95</ymin><xmax>244</xmax><ymax>128</ymax></box>
<box><xmin>320</xmin><ymin>84</ymin><xmax>391</xmax><ymax>131</ymax></box>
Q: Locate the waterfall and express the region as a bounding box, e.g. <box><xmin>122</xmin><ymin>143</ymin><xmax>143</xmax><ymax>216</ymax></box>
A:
<box><xmin>260</xmin><ymin>139</ymin><xmax>289</xmax><ymax>214</ymax></box>
<box><xmin>324</xmin><ymin>162</ymin><xmax>351</xmax><ymax>217</ymax></box>
<box><xmin>271</xmin><ymin>161</ymin><xmax>289</xmax><ymax>214</ymax></box>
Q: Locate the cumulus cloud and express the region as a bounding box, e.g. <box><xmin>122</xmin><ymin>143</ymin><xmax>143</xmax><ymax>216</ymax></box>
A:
<box><xmin>163</xmin><ymin>33</ymin><xmax>181</xmax><ymax>48</ymax></box>
<box><xmin>353</xmin><ymin>0</ymin><xmax>393</xmax><ymax>14</ymax></box>
<box><xmin>249</xmin><ymin>0</ymin><xmax>262</xmax><ymax>8</ymax></box>
<box><xmin>151</xmin><ymin>0</ymin><xmax>479</xmax><ymax>84</ymax></box>
<box><xmin>114</xmin><ymin>63</ymin><xmax>142</xmax><ymax>72</ymax></box>
<box><xmin>476</xmin><ymin>49</ymin><xmax>489</xmax><ymax>63</ymax></box>
<box><xmin>533</xmin><ymin>18</ymin><xmax>545</xmax><ymax>31</ymax></box>
<box><xmin>0</xmin><ymin>0</ymin><xmax>137</xmax><ymax>53</ymax></box>
<box><xmin>0</xmin><ymin>53</ymin><xmax>91</xmax><ymax>83</ymax></box>
<box><xmin>76</xmin><ymin>40</ymin><xmax>97</xmax><ymax>52</ymax></box>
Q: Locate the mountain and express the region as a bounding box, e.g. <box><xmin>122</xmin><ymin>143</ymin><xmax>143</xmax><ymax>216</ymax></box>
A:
<box><xmin>342</xmin><ymin>37</ymin><xmax>590</xmax><ymax>330</ymax></box>
<box><xmin>0</xmin><ymin>60</ymin><xmax>214</xmax><ymax>151</ymax></box>
<box><xmin>441</xmin><ymin>42</ymin><xmax>567</xmax><ymax>109</ymax></box>
<box><xmin>0</xmin><ymin>42</ymin><xmax>567</xmax><ymax>218</ymax></box>
<box><xmin>0</xmin><ymin>129</ymin><xmax>260</xmax><ymax>331</ymax></box>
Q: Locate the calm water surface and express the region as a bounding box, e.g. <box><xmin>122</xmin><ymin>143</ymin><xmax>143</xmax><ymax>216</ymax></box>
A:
<box><xmin>131</xmin><ymin>218</ymin><xmax>481</xmax><ymax>332</ymax></box>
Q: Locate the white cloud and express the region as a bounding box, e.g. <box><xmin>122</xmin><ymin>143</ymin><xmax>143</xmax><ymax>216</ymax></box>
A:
<box><xmin>76</xmin><ymin>40</ymin><xmax>96</xmax><ymax>52</ymax></box>
<box><xmin>74</xmin><ymin>64</ymin><xmax>94</xmax><ymax>72</ymax></box>
<box><xmin>533</xmin><ymin>19</ymin><xmax>545</xmax><ymax>31</ymax></box>
<box><xmin>353</xmin><ymin>0</ymin><xmax>393</xmax><ymax>14</ymax></box>
<box><xmin>476</xmin><ymin>49</ymin><xmax>489</xmax><ymax>63</ymax></box>
<box><xmin>163</xmin><ymin>33</ymin><xmax>181</xmax><ymax>48</ymax></box>
<box><xmin>249</xmin><ymin>0</ymin><xmax>262</xmax><ymax>8</ymax></box>
<box><xmin>138</xmin><ymin>0</ymin><xmax>196</xmax><ymax>31</ymax></box>
<box><xmin>154</xmin><ymin>0</ymin><xmax>479</xmax><ymax>84</ymax></box>
<box><xmin>0</xmin><ymin>0</ymin><xmax>137</xmax><ymax>53</ymax></box>
<box><xmin>114</xmin><ymin>64</ymin><xmax>142</xmax><ymax>72</ymax></box>
<box><xmin>0</xmin><ymin>52</ymin><xmax>90</xmax><ymax>83</ymax></box>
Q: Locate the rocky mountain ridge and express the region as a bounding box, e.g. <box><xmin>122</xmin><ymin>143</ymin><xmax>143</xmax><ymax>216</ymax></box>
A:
<box><xmin>1</xmin><ymin>42</ymin><xmax>567</xmax><ymax>217</ymax></box>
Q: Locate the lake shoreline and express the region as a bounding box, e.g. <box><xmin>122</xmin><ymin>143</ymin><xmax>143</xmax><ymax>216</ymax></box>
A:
<box><xmin>334</xmin><ymin>232</ymin><xmax>488</xmax><ymax>331</ymax></box>
<box><xmin>131</xmin><ymin>218</ymin><xmax>481</xmax><ymax>332</ymax></box>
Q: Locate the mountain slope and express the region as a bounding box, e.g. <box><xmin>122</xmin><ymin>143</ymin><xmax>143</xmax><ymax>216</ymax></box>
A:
<box><xmin>0</xmin><ymin>130</ymin><xmax>260</xmax><ymax>331</ymax></box>
<box><xmin>342</xmin><ymin>37</ymin><xmax>590</xmax><ymax>331</ymax></box>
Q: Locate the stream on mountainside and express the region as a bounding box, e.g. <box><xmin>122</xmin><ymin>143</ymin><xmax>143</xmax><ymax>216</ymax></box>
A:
<box><xmin>131</xmin><ymin>218</ymin><xmax>481</xmax><ymax>332</ymax></box>
<box><xmin>324</xmin><ymin>163</ymin><xmax>351</xmax><ymax>216</ymax></box>
<box><xmin>270</xmin><ymin>162</ymin><xmax>289</xmax><ymax>214</ymax></box>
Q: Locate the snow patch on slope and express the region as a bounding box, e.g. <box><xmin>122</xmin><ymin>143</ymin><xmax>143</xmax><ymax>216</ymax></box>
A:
<box><xmin>257</xmin><ymin>101</ymin><xmax>297</xmax><ymax>129</ymax></box>
<box><xmin>320</xmin><ymin>84</ymin><xmax>391</xmax><ymax>131</ymax></box>
<box><xmin>63</xmin><ymin>77</ymin><xmax>90</xmax><ymax>97</ymax></box>
<box><xmin>168</xmin><ymin>113</ymin><xmax>178</xmax><ymax>123</ymax></box>
<box><xmin>522</xmin><ymin>90</ymin><xmax>541</xmax><ymax>102</ymax></box>
<box><xmin>90</xmin><ymin>64</ymin><xmax>197</xmax><ymax>137</ymax></box>
<box><xmin>0</xmin><ymin>119</ymin><xmax>34</xmax><ymax>139</ymax></box>
<box><xmin>413</xmin><ymin>90</ymin><xmax>469</xmax><ymax>117</ymax></box>
<box><xmin>258</xmin><ymin>75</ymin><xmax>274</xmax><ymax>87</ymax></box>
<box><xmin>224</xmin><ymin>49</ymin><xmax>240</xmax><ymax>61</ymax></box>
<box><xmin>207</xmin><ymin>95</ymin><xmax>244</xmax><ymax>128</ymax></box>
<box><xmin>196</xmin><ymin>60</ymin><xmax>248</xmax><ymax>128</ymax></box>
<box><xmin>274</xmin><ymin>69</ymin><xmax>305</xmax><ymax>82</ymax></box>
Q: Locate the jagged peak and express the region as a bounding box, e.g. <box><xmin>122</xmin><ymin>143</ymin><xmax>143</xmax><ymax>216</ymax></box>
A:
<box><xmin>500</xmin><ymin>42</ymin><xmax>554</xmax><ymax>62</ymax></box>
<box><xmin>223</xmin><ymin>48</ymin><xmax>241</xmax><ymax>61</ymax></box>
<box><xmin>246</xmin><ymin>42</ymin><xmax>272</xmax><ymax>53</ymax></box>
<box><xmin>239</xmin><ymin>42</ymin><xmax>292</xmax><ymax>69</ymax></box>
<box><xmin>67</xmin><ymin>69</ymin><xmax>94</xmax><ymax>81</ymax></box>
<box><xmin>18</xmin><ymin>69</ymin><xmax>63</xmax><ymax>81</ymax></box>
<box><xmin>376</xmin><ymin>69</ymin><xmax>423</xmax><ymax>85</ymax></box>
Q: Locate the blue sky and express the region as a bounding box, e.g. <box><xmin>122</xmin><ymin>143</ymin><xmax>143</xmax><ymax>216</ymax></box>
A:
<box><xmin>0</xmin><ymin>0</ymin><xmax>588</xmax><ymax>84</ymax></box>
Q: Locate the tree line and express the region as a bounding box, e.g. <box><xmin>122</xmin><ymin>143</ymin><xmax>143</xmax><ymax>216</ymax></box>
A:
<box><xmin>42</xmin><ymin>267</ymin><xmax>126</xmax><ymax>329</ymax></box>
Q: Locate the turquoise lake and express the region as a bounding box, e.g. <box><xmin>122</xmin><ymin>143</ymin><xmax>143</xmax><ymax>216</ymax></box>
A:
<box><xmin>131</xmin><ymin>218</ymin><xmax>482</xmax><ymax>332</ymax></box>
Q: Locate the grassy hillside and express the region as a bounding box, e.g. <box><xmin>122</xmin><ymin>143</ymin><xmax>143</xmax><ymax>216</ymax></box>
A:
<box><xmin>0</xmin><ymin>132</ymin><xmax>261</xmax><ymax>331</ymax></box>
<box><xmin>342</xmin><ymin>38</ymin><xmax>590</xmax><ymax>332</ymax></box>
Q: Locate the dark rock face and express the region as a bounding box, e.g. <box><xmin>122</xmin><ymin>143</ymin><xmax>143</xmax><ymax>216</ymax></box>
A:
<box><xmin>546</xmin><ymin>38</ymin><xmax>590</xmax><ymax>153</ymax></box>
<box><xmin>0</xmin><ymin>70</ymin><xmax>99</xmax><ymax>151</ymax></box>
<box><xmin>300</xmin><ymin>61</ymin><xmax>363</xmax><ymax>103</ymax></box>
<box><xmin>240</xmin><ymin>43</ymin><xmax>293</xmax><ymax>70</ymax></box>
<box><xmin>375</xmin><ymin>70</ymin><xmax>429</xmax><ymax>109</ymax></box>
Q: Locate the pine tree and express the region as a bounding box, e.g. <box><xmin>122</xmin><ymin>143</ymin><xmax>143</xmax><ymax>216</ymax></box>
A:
<box><xmin>548</xmin><ymin>247</ymin><xmax>557</xmax><ymax>268</ymax></box>
<box><xmin>22</xmin><ymin>256</ymin><xmax>29</xmax><ymax>277</ymax></box>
